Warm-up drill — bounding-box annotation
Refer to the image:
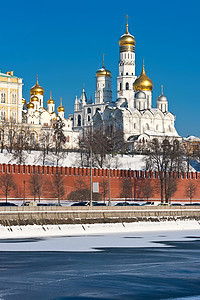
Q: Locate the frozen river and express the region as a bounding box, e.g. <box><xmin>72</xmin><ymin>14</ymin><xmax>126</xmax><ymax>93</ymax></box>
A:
<box><xmin>0</xmin><ymin>230</ymin><xmax>200</xmax><ymax>299</ymax></box>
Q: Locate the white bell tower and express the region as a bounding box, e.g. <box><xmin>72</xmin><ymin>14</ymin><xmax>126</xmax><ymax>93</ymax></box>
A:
<box><xmin>117</xmin><ymin>16</ymin><xmax>137</xmax><ymax>109</ymax></box>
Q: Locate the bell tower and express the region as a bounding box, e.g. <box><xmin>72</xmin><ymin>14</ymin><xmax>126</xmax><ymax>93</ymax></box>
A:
<box><xmin>117</xmin><ymin>16</ymin><xmax>137</xmax><ymax>109</ymax></box>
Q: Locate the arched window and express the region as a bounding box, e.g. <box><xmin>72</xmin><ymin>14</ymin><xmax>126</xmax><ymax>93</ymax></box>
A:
<box><xmin>126</xmin><ymin>82</ymin><xmax>129</xmax><ymax>90</ymax></box>
<box><xmin>120</xmin><ymin>83</ymin><xmax>122</xmax><ymax>91</ymax></box>
<box><xmin>88</xmin><ymin>116</ymin><xmax>90</xmax><ymax>122</ymax></box>
<box><xmin>11</xmin><ymin>94</ymin><xmax>16</xmax><ymax>104</ymax></box>
<box><xmin>78</xmin><ymin>115</ymin><xmax>81</xmax><ymax>126</ymax></box>
<box><xmin>1</xmin><ymin>93</ymin><xmax>6</xmax><ymax>103</ymax></box>
<box><xmin>0</xmin><ymin>111</ymin><xmax>6</xmax><ymax>121</ymax></box>
<box><xmin>30</xmin><ymin>133</ymin><xmax>36</xmax><ymax>145</ymax></box>
<box><xmin>11</xmin><ymin>111</ymin><xmax>16</xmax><ymax>122</ymax></box>
<box><xmin>0</xmin><ymin>130</ymin><xmax>3</xmax><ymax>142</ymax></box>
<box><xmin>67</xmin><ymin>136</ymin><xmax>70</xmax><ymax>143</ymax></box>
<box><xmin>87</xmin><ymin>108</ymin><xmax>91</xmax><ymax>114</ymax></box>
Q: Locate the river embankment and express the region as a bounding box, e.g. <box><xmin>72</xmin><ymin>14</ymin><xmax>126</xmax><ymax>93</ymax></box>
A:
<box><xmin>0</xmin><ymin>206</ymin><xmax>200</xmax><ymax>238</ymax></box>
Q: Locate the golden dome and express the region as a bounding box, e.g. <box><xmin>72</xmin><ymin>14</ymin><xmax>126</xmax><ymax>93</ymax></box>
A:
<box><xmin>96</xmin><ymin>54</ymin><xmax>111</xmax><ymax>77</ymax></box>
<box><xmin>21</xmin><ymin>98</ymin><xmax>26</xmax><ymax>104</ymax></box>
<box><xmin>57</xmin><ymin>106</ymin><xmax>65</xmax><ymax>112</ymax></box>
<box><xmin>133</xmin><ymin>64</ymin><xmax>153</xmax><ymax>92</ymax></box>
<box><xmin>47</xmin><ymin>93</ymin><xmax>55</xmax><ymax>104</ymax></box>
<box><xmin>57</xmin><ymin>97</ymin><xmax>65</xmax><ymax>112</ymax></box>
<box><xmin>96</xmin><ymin>67</ymin><xmax>111</xmax><ymax>77</ymax></box>
<box><xmin>30</xmin><ymin>76</ymin><xmax>44</xmax><ymax>95</ymax></box>
<box><xmin>27</xmin><ymin>102</ymin><xmax>34</xmax><ymax>109</ymax></box>
<box><xmin>30</xmin><ymin>95</ymin><xmax>39</xmax><ymax>102</ymax></box>
<box><xmin>119</xmin><ymin>22</ymin><xmax>135</xmax><ymax>52</ymax></box>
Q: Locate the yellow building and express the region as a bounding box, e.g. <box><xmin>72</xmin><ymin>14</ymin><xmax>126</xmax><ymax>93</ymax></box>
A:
<box><xmin>0</xmin><ymin>70</ymin><xmax>23</xmax><ymax>123</ymax></box>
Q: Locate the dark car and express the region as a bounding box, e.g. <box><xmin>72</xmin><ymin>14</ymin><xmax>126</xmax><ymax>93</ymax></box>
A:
<box><xmin>115</xmin><ymin>202</ymin><xmax>130</xmax><ymax>206</ymax></box>
<box><xmin>37</xmin><ymin>203</ymin><xmax>48</xmax><ymax>206</ymax></box>
<box><xmin>93</xmin><ymin>203</ymin><xmax>107</xmax><ymax>206</ymax></box>
<box><xmin>130</xmin><ymin>203</ymin><xmax>140</xmax><ymax>206</ymax></box>
<box><xmin>71</xmin><ymin>202</ymin><xmax>87</xmax><ymax>206</ymax></box>
<box><xmin>170</xmin><ymin>203</ymin><xmax>182</xmax><ymax>206</ymax></box>
<box><xmin>0</xmin><ymin>202</ymin><xmax>18</xmax><ymax>206</ymax></box>
<box><xmin>141</xmin><ymin>201</ymin><xmax>155</xmax><ymax>206</ymax></box>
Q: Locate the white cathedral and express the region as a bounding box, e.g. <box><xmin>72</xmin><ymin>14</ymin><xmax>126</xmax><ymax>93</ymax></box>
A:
<box><xmin>72</xmin><ymin>20</ymin><xmax>179</xmax><ymax>144</ymax></box>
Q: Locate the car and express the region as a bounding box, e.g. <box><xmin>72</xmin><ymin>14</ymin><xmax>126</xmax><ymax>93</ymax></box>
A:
<box><xmin>0</xmin><ymin>202</ymin><xmax>18</xmax><ymax>206</ymax></box>
<box><xmin>71</xmin><ymin>202</ymin><xmax>87</xmax><ymax>206</ymax></box>
<box><xmin>130</xmin><ymin>203</ymin><xmax>140</xmax><ymax>206</ymax></box>
<box><xmin>21</xmin><ymin>201</ymin><xmax>37</xmax><ymax>207</ymax></box>
<box><xmin>184</xmin><ymin>203</ymin><xmax>200</xmax><ymax>206</ymax></box>
<box><xmin>170</xmin><ymin>203</ymin><xmax>182</xmax><ymax>206</ymax></box>
<box><xmin>93</xmin><ymin>202</ymin><xmax>107</xmax><ymax>206</ymax></box>
<box><xmin>157</xmin><ymin>203</ymin><xmax>170</xmax><ymax>206</ymax></box>
<box><xmin>141</xmin><ymin>201</ymin><xmax>155</xmax><ymax>206</ymax></box>
<box><xmin>115</xmin><ymin>202</ymin><xmax>130</xmax><ymax>206</ymax></box>
<box><xmin>37</xmin><ymin>203</ymin><xmax>48</xmax><ymax>206</ymax></box>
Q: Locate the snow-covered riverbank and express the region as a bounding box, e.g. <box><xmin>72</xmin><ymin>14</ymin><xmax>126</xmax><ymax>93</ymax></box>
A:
<box><xmin>1</xmin><ymin>220</ymin><xmax>200</xmax><ymax>240</ymax></box>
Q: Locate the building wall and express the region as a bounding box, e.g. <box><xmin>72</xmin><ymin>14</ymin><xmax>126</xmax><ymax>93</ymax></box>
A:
<box><xmin>0</xmin><ymin>163</ymin><xmax>200</xmax><ymax>202</ymax></box>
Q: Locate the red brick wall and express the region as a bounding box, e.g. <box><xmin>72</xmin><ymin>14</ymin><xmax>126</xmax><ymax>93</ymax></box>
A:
<box><xmin>0</xmin><ymin>164</ymin><xmax>200</xmax><ymax>202</ymax></box>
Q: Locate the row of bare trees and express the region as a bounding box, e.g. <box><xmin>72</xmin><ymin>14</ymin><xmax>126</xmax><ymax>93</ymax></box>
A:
<box><xmin>0</xmin><ymin>172</ymin><xmax>65</xmax><ymax>204</ymax></box>
<box><xmin>0</xmin><ymin>117</ymin><xmax>67</xmax><ymax>166</ymax></box>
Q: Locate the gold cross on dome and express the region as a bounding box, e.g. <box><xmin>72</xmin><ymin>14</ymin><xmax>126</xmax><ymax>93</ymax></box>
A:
<box><xmin>126</xmin><ymin>15</ymin><xmax>129</xmax><ymax>33</ymax></box>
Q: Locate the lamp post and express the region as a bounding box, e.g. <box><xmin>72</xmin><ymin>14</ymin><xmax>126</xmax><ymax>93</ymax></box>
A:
<box><xmin>90</xmin><ymin>146</ymin><xmax>93</xmax><ymax>207</ymax></box>
<box><xmin>23</xmin><ymin>180</ymin><xmax>26</xmax><ymax>202</ymax></box>
<box><xmin>108</xmin><ymin>167</ymin><xmax>111</xmax><ymax>206</ymax></box>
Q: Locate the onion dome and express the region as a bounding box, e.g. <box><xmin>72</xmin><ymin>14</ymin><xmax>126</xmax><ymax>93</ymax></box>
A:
<box><xmin>21</xmin><ymin>98</ymin><xmax>26</xmax><ymax>105</ymax></box>
<box><xmin>96</xmin><ymin>55</ymin><xmax>111</xmax><ymax>77</ymax></box>
<box><xmin>30</xmin><ymin>76</ymin><xmax>44</xmax><ymax>95</ymax></box>
<box><xmin>47</xmin><ymin>92</ymin><xmax>55</xmax><ymax>104</ymax></box>
<box><xmin>133</xmin><ymin>64</ymin><xmax>153</xmax><ymax>92</ymax></box>
<box><xmin>57</xmin><ymin>106</ymin><xmax>65</xmax><ymax>112</ymax></box>
<box><xmin>157</xmin><ymin>85</ymin><xmax>168</xmax><ymax>102</ymax></box>
<box><xmin>119</xmin><ymin>20</ymin><xmax>135</xmax><ymax>53</ymax></box>
<box><xmin>96</xmin><ymin>66</ymin><xmax>111</xmax><ymax>77</ymax></box>
<box><xmin>30</xmin><ymin>95</ymin><xmax>39</xmax><ymax>102</ymax></box>
<box><xmin>135</xmin><ymin>91</ymin><xmax>146</xmax><ymax>99</ymax></box>
<box><xmin>57</xmin><ymin>97</ymin><xmax>65</xmax><ymax>112</ymax></box>
<box><xmin>27</xmin><ymin>102</ymin><xmax>34</xmax><ymax>109</ymax></box>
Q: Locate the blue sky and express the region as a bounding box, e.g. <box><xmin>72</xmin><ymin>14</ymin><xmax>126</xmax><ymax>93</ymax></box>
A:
<box><xmin>1</xmin><ymin>0</ymin><xmax>199</xmax><ymax>137</ymax></box>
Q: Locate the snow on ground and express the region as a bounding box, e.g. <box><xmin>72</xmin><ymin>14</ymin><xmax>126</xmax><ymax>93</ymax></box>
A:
<box><xmin>0</xmin><ymin>220</ymin><xmax>199</xmax><ymax>242</ymax></box>
<box><xmin>0</xmin><ymin>150</ymin><xmax>146</xmax><ymax>170</ymax></box>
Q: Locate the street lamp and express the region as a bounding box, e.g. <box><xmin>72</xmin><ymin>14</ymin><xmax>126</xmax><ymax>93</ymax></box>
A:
<box><xmin>90</xmin><ymin>146</ymin><xmax>93</xmax><ymax>207</ymax></box>
<box><xmin>23</xmin><ymin>180</ymin><xmax>26</xmax><ymax>202</ymax></box>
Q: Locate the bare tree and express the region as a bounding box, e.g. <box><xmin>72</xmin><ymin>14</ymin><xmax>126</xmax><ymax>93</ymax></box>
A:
<box><xmin>79</xmin><ymin>126</ymin><xmax>126</xmax><ymax>169</ymax></box>
<box><xmin>0</xmin><ymin>173</ymin><xmax>16</xmax><ymax>202</ymax></box>
<box><xmin>37</xmin><ymin>129</ymin><xmax>52</xmax><ymax>166</ymax></box>
<box><xmin>29</xmin><ymin>173</ymin><xmax>47</xmax><ymax>202</ymax></box>
<box><xmin>145</xmin><ymin>138</ymin><xmax>185</xmax><ymax>203</ymax></box>
<box><xmin>185</xmin><ymin>181</ymin><xmax>197</xmax><ymax>203</ymax></box>
<box><xmin>11</xmin><ymin>125</ymin><xmax>30</xmax><ymax>164</ymax></box>
<box><xmin>51</xmin><ymin>171</ymin><xmax>65</xmax><ymax>205</ymax></box>
<box><xmin>100</xmin><ymin>178</ymin><xmax>109</xmax><ymax>203</ymax></box>
<box><xmin>141</xmin><ymin>179</ymin><xmax>154</xmax><ymax>201</ymax></box>
<box><xmin>53</xmin><ymin>117</ymin><xmax>66</xmax><ymax>166</ymax></box>
<box><xmin>120</xmin><ymin>177</ymin><xmax>133</xmax><ymax>201</ymax></box>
